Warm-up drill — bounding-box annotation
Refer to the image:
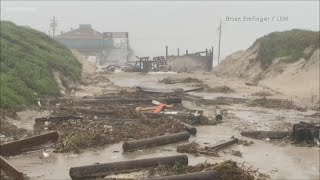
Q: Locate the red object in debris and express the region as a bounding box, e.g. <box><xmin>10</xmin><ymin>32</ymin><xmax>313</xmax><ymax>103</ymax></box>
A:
<box><xmin>153</xmin><ymin>103</ymin><xmax>167</xmax><ymax>113</ymax></box>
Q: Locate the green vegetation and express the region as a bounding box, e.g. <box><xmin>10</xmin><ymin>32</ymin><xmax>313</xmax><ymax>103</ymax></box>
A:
<box><xmin>0</xmin><ymin>21</ymin><xmax>82</xmax><ymax>109</ymax></box>
<box><xmin>253</xmin><ymin>29</ymin><xmax>319</xmax><ymax>69</ymax></box>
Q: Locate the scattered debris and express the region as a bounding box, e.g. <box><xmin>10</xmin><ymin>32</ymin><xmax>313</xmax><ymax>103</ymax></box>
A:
<box><xmin>152</xmin><ymin>100</ymin><xmax>173</xmax><ymax>113</ymax></box>
<box><xmin>241</xmin><ymin>131</ymin><xmax>290</xmax><ymax>140</ymax></box>
<box><xmin>0</xmin><ymin>156</ymin><xmax>25</xmax><ymax>180</ymax></box>
<box><xmin>176</xmin><ymin>121</ymin><xmax>197</xmax><ymax>135</ymax></box>
<box><xmin>159</xmin><ymin>77</ymin><xmax>203</xmax><ymax>84</ymax></box>
<box><xmin>32</xmin><ymin>89</ymin><xmax>198</xmax><ymax>153</ymax></box>
<box><xmin>183</xmin><ymin>87</ymin><xmax>204</xmax><ymax>93</ymax></box>
<box><xmin>251</xmin><ymin>91</ymin><xmax>273</xmax><ymax>97</ymax></box>
<box><xmin>176</xmin><ymin>142</ymin><xmax>208</xmax><ymax>156</ymax></box>
<box><xmin>237</xmin><ymin>139</ymin><xmax>254</xmax><ymax>146</ymax></box>
<box><xmin>135</xmin><ymin>106</ymin><xmax>157</xmax><ymax>112</ymax></box>
<box><xmin>0</xmin><ymin>119</ymin><xmax>30</xmax><ymax>142</ymax></box>
<box><xmin>78</xmin><ymin>97</ymin><xmax>182</xmax><ymax>105</ymax></box>
<box><xmin>245</xmin><ymin>82</ymin><xmax>256</xmax><ymax>86</ymax></box>
<box><xmin>305</xmin><ymin>112</ymin><xmax>320</xmax><ymax>118</ymax></box>
<box><xmin>247</xmin><ymin>97</ymin><xmax>299</xmax><ymax>110</ymax></box>
<box><xmin>143</xmin><ymin>111</ymin><xmax>212</xmax><ymax>125</ymax></box>
<box><xmin>122</xmin><ymin>132</ymin><xmax>190</xmax><ymax>152</ymax></box>
<box><xmin>204</xmin><ymin>85</ymin><xmax>235</xmax><ymax>93</ymax></box>
<box><xmin>147</xmin><ymin>160</ymin><xmax>256</xmax><ymax>180</ymax></box>
<box><xmin>177</xmin><ymin>138</ymin><xmax>238</xmax><ymax>157</ymax></box>
<box><xmin>147</xmin><ymin>170</ymin><xmax>219</xmax><ymax>180</ymax></box>
<box><xmin>136</xmin><ymin>86</ymin><xmax>183</xmax><ymax>96</ymax></box>
<box><xmin>69</xmin><ymin>155</ymin><xmax>188</xmax><ymax>179</ymax></box>
<box><xmin>184</xmin><ymin>95</ymin><xmax>248</xmax><ymax>106</ymax></box>
<box><xmin>35</xmin><ymin>115</ymin><xmax>83</xmax><ymax>124</ymax></box>
<box><xmin>40</xmin><ymin>118</ymin><xmax>185</xmax><ymax>153</ymax></box>
<box><xmin>231</xmin><ymin>150</ymin><xmax>242</xmax><ymax>157</ymax></box>
<box><xmin>0</xmin><ymin>131</ymin><xmax>59</xmax><ymax>156</ymax></box>
<box><xmin>257</xmin><ymin>172</ymin><xmax>271</xmax><ymax>179</ymax></box>
<box><xmin>129</xmin><ymin>56</ymin><xmax>169</xmax><ymax>72</ymax></box>
<box><xmin>292</xmin><ymin>121</ymin><xmax>320</xmax><ymax>145</ymax></box>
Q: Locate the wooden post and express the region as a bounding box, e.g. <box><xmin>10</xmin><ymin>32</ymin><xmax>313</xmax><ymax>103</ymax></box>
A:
<box><xmin>166</xmin><ymin>46</ymin><xmax>168</xmax><ymax>60</ymax></box>
<box><xmin>217</xmin><ymin>19</ymin><xmax>222</xmax><ymax>64</ymax></box>
<box><xmin>186</xmin><ymin>50</ymin><xmax>188</xmax><ymax>55</ymax></box>
<box><xmin>211</xmin><ymin>46</ymin><xmax>214</xmax><ymax>70</ymax></box>
<box><xmin>177</xmin><ymin>48</ymin><xmax>180</xmax><ymax>56</ymax></box>
<box><xmin>215</xmin><ymin>108</ymin><xmax>222</xmax><ymax>121</ymax></box>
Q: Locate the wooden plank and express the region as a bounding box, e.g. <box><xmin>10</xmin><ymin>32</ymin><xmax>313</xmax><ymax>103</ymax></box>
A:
<box><xmin>0</xmin><ymin>156</ymin><xmax>24</xmax><ymax>180</ymax></box>
<box><xmin>0</xmin><ymin>132</ymin><xmax>59</xmax><ymax>156</ymax></box>
<box><xmin>206</xmin><ymin>138</ymin><xmax>238</xmax><ymax>151</ymax></box>
<box><xmin>183</xmin><ymin>87</ymin><xmax>204</xmax><ymax>93</ymax></box>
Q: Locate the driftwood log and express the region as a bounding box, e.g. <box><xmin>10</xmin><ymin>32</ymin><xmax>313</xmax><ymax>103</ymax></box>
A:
<box><xmin>241</xmin><ymin>131</ymin><xmax>290</xmax><ymax>139</ymax></box>
<box><xmin>69</xmin><ymin>155</ymin><xmax>188</xmax><ymax>179</ymax></box>
<box><xmin>122</xmin><ymin>132</ymin><xmax>190</xmax><ymax>152</ymax></box>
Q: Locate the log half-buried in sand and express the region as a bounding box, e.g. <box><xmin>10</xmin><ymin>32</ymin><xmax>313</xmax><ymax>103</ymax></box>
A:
<box><xmin>241</xmin><ymin>131</ymin><xmax>290</xmax><ymax>139</ymax></box>
<box><xmin>147</xmin><ymin>171</ymin><xmax>220</xmax><ymax>180</ymax></box>
<box><xmin>69</xmin><ymin>155</ymin><xmax>188</xmax><ymax>179</ymax></box>
<box><xmin>122</xmin><ymin>132</ymin><xmax>190</xmax><ymax>152</ymax></box>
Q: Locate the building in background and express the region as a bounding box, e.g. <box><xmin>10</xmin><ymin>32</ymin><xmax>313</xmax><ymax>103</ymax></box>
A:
<box><xmin>55</xmin><ymin>24</ymin><xmax>114</xmax><ymax>55</ymax></box>
<box><xmin>55</xmin><ymin>24</ymin><xmax>130</xmax><ymax>65</ymax></box>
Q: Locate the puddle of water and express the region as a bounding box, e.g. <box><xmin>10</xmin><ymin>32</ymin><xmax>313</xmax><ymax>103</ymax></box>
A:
<box><xmin>188</xmin><ymin>92</ymin><xmax>251</xmax><ymax>100</ymax></box>
<box><xmin>111</xmin><ymin>76</ymin><xmax>194</xmax><ymax>91</ymax></box>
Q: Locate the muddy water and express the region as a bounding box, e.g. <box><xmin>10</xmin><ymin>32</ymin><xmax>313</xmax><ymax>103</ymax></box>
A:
<box><xmin>7</xmin><ymin>73</ymin><xmax>319</xmax><ymax>179</ymax></box>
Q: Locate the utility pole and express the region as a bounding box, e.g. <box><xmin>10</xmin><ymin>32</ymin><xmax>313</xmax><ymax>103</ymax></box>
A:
<box><xmin>50</xmin><ymin>16</ymin><xmax>57</xmax><ymax>38</ymax></box>
<box><xmin>217</xmin><ymin>19</ymin><xmax>222</xmax><ymax>64</ymax></box>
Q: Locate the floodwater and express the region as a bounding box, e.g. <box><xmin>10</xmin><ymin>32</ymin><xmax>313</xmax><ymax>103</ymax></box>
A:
<box><xmin>7</xmin><ymin>73</ymin><xmax>320</xmax><ymax>179</ymax></box>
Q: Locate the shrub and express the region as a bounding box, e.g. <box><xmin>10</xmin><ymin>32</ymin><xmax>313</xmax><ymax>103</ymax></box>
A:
<box><xmin>252</xmin><ymin>29</ymin><xmax>319</xmax><ymax>69</ymax></box>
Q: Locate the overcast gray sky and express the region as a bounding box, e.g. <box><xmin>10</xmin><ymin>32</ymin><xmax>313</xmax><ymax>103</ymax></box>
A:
<box><xmin>1</xmin><ymin>1</ymin><xmax>319</xmax><ymax>64</ymax></box>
